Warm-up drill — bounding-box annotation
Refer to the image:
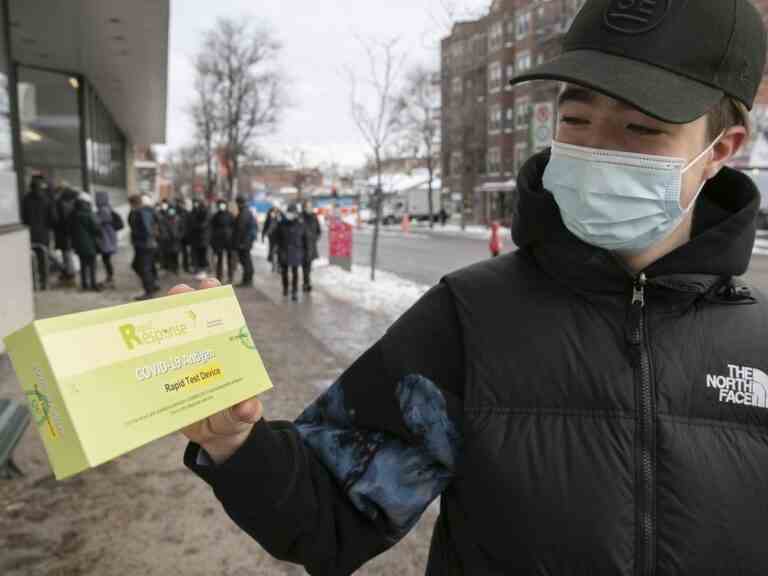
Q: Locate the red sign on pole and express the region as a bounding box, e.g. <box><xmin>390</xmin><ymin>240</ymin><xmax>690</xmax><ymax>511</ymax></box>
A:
<box><xmin>329</xmin><ymin>215</ymin><xmax>353</xmax><ymax>271</ymax></box>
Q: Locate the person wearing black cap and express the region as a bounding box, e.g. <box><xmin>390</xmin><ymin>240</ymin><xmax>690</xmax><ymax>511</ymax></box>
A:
<box><xmin>176</xmin><ymin>2</ymin><xmax>768</xmax><ymax>574</ymax></box>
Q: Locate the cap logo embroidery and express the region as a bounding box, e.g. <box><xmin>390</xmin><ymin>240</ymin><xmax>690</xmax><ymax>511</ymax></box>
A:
<box><xmin>604</xmin><ymin>0</ymin><xmax>670</xmax><ymax>35</ymax></box>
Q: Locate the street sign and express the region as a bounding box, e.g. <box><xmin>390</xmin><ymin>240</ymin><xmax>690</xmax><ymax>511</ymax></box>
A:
<box><xmin>531</xmin><ymin>102</ymin><xmax>554</xmax><ymax>151</ymax></box>
<box><xmin>329</xmin><ymin>215</ymin><xmax>353</xmax><ymax>271</ymax></box>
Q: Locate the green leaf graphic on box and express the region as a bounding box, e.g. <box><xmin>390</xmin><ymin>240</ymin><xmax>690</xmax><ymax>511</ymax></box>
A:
<box><xmin>237</xmin><ymin>326</ymin><xmax>256</xmax><ymax>350</ymax></box>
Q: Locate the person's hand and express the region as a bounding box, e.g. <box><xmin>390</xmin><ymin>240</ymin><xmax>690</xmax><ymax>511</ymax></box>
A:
<box><xmin>169</xmin><ymin>279</ymin><xmax>264</xmax><ymax>465</ymax></box>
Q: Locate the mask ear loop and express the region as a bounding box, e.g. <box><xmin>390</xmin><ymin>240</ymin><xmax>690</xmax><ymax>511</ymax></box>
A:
<box><xmin>679</xmin><ymin>130</ymin><xmax>726</xmax><ymax>212</ymax></box>
<box><xmin>682</xmin><ymin>129</ymin><xmax>726</xmax><ymax>175</ymax></box>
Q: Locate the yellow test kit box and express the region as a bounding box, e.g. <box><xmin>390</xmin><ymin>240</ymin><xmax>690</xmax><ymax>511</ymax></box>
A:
<box><xmin>3</xmin><ymin>285</ymin><xmax>272</xmax><ymax>480</ymax></box>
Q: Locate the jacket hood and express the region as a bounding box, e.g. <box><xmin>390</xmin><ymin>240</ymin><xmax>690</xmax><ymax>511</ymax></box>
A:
<box><xmin>512</xmin><ymin>149</ymin><xmax>760</xmax><ymax>292</ymax></box>
<box><xmin>95</xmin><ymin>191</ymin><xmax>110</xmax><ymax>207</ymax></box>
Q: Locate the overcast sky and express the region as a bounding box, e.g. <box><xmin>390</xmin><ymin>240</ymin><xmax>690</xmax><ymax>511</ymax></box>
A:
<box><xmin>158</xmin><ymin>0</ymin><xmax>486</xmax><ymax>169</ymax></box>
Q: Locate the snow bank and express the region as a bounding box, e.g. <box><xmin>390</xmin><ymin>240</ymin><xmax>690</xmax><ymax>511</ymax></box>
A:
<box><xmin>251</xmin><ymin>240</ymin><xmax>428</xmax><ymax>319</ymax></box>
<box><xmin>311</xmin><ymin>263</ymin><xmax>429</xmax><ymax>320</ymax></box>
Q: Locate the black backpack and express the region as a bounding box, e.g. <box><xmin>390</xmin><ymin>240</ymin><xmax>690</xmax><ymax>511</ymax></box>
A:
<box><xmin>111</xmin><ymin>210</ymin><xmax>125</xmax><ymax>231</ymax></box>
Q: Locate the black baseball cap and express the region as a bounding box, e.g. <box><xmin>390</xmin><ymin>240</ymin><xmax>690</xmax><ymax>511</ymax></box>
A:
<box><xmin>511</xmin><ymin>0</ymin><xmax>768</xmax><ymax>124</ymax></box>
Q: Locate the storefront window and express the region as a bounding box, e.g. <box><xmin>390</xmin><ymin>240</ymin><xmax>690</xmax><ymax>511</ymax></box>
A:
<box><xmin>86</xmin><ymin>86</ymin><xmax>126</xmax><ymax>195</ymax></box>
<box><xmin>18</xmin><ymin>66</ymin><xmax>83</xmax><ymax>189</ymax></box>
<box><xmin>0</xmin><ymin>6</ymin><xmax>17</xmax><ymax>227</ymax></box>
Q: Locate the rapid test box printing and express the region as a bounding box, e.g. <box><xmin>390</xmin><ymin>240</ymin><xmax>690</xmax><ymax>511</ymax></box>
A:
<box><xmin>3</xmin><ymin>285</ymin><xmax>273</xmax><ymax>480</ymax></box>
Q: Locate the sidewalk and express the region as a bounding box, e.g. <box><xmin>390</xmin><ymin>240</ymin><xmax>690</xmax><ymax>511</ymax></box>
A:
<box><xmin>0</xmin><ymin>247</ymin><xmax>436</xmax><ymax>576</ymax></box>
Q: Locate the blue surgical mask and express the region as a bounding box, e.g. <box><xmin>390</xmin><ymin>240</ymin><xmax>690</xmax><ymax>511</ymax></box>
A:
<box><xmin>542</xmin><ymin>135</ymin><xmax>722</xmax><ymax>254</ymax></box>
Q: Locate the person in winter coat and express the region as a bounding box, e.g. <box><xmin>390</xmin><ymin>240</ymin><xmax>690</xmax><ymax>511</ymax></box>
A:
<box><xmin>94</xmin><ymin>191</ymin><xmax>118</xmax><ymax>288</ymax></box>
<box><xmin>158</xmin><ymin>204</ymin><xmax>184</xmax><ymax>275</ymax></box>
<box><xmin>128</xmin><ymin>194</ymin><xmax>159</xmax><ymax>300</ymax></box>
<box><xmin>233</xmin><ymin>196</ymin><xmax>257</xmax><ymax>287</ymax></box>
<box><xmin>172</xmin><ymin>2</ymin><xmax>768</xmax><ymax>574</ymax></box>
<box><xmin>22</xmin><ymin>175</ymin><xmax>57</xmax><ymax>290</ymax></box>
<box><xmin>300</xmin><ymin>200</ymin><xmax>321</xmax><ymax>292</ymax></box>
<box><xmin>69</xmin><ymin>194</ymin><xmax>101</xmax><ymax>292</ymax></box>
<box><xmin>275</xmin><ymin>203</ymin><xmax>305</xmax><ymax>300</ymax></box>
<box><xmin>210</xmin><ymin>200</ymin><xmax>236</xmax><ymax>283</ymax></box>
<box><xmin>262</xmin><ymin>207</ymin><xmax>282</xmax><ymax>274</ymax></box>
<box><xmin>189</xmin><ymin>199</ymin><xmax>211</xmax><ymax>276</ymax></box>
<box><xmin>489</xmin><ymin>221</ymin><xmax>503</xmax><ymax>258</ymax></box>
<box><xmin>175</xmin><ymin>197</ymin><xmax>192</xmax><ymax>273</ymax></box>
<box><xmin>53</xmin><ymin>185</ymin><xmax>78</xmax><ymax>285</ymax></box>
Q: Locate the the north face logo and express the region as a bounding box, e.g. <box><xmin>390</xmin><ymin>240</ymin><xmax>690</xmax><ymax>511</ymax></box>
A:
<box><xmin>706</xmin><ymin>364</ymin><xmax>768</xmax><ymax>408</ymax></box>
<box><xmin>604</xmin><ymin>0</ymin><xmax>670</xmax><ymax>35</ymax></box>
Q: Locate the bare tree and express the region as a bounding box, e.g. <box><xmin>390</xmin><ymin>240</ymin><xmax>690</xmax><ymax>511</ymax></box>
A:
<box><xmin>397</xmin><ymin>65</ymin><xmax>441</xmax><ymax>228</ymax></box>
<box><xmin>195</xmin><ymin>18</ymin><xmax>285</xmax><ymax>200</ymax></box>
<box><xmin>166</xmin><ymin>146</ymin><xmax>203</xmax><ymax>198</ymax></box>
<box><xmin>285</xmin><ymin>146</ymin><xmax>313</xmax><ymax>201</ymax></box>
<box><xmin>347</xmin><ymin>37</ymin><xmax>407</xmax><ymax>281</ymax></box>
<box><xmin>189</xmin><ymin>62</ymin><xmax>219</xmax><ymax>197</ymax></box>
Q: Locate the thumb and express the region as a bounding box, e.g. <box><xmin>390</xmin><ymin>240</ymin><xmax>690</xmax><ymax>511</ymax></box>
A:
<box><xmin>229</xmin><ymin>398</ymin><xmax>263</xmax><ymax>425</ymax></box>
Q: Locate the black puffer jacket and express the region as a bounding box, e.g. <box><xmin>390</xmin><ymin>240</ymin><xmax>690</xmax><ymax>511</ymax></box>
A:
<box><xmin>185</xmin><ymin>149</ymin><xmax>767</xmax><ymax>575</ymax></box>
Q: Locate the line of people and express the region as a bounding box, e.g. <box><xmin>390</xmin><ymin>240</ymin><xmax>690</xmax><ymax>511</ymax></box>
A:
<box><xmin>262</xmin><ymin>200</ymin><xmax>321</xmax><ymax>302</ymax></box>
<box><xmin>22</xmin><ymin>174</ymin><xmax>123</xmax><ymax>292</ymax></box>
<box><xmin>128</xmin><ymin>195</ymin><xmax>258</xmax><ymax>300</ymax></box>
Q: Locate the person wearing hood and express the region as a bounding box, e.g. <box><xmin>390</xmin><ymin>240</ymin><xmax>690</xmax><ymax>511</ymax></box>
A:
<box><xmin>175</xmin><ymin>2</ymin><xmax>768</xmax><ymax>574</ymax></box>
<box><xmin>94</xmin><ymin>191</ymin><xmax>119</xmax><ymax>288</ymax></box>
<box><xmin>275</xmin><ymin>203</ymin><xmax>305</xmax><ymax>300</ymax></box>
<box><xmin>210</xmin><ymin>199</ymin><xmax>236</xmax><ymax>283</ymax></box>
<box><xmin>69</xmin><ymin>193</ymin><xmax>101</xmax><ymax>292</ymax></box>
<box><xmin>22</xmin><ymin>174</ymin><xmax>57</xmax><ymax>290</ymax></box>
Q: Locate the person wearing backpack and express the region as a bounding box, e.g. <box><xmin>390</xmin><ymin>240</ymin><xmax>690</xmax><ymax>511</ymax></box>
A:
<box><xmin>95</xmin><ymin>191</ymin><xmax>120</xmax><ymax>289</ymax></box>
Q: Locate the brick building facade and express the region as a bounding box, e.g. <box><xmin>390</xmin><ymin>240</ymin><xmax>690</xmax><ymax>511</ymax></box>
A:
<box><xmin>441</xmin><ymin>0</ymin><xmax>586</xmax><ymax>225</ymax></box>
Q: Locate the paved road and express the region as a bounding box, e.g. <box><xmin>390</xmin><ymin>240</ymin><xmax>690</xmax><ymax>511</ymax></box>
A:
<box><xmin>320</xmin><ymin>224</ymin><xmax>768</xmax><ymax>293</ymax></box>
<box><xmin>319</xmin><ymin>224</ymin><xmax>510</xmax><ymax>287</ymax></box>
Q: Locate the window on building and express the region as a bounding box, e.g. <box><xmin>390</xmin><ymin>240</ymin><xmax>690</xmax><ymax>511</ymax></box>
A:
<box><xmin>0</xmin><ymin>8</ymin><xmax>16</xmax><ymax>227</ymax></box>
<box><xmin>516</xmin><ymin>11</ymin><xmax>532</xmax><ymax>40</ymax></box>
<box><xmin>516</xmin><ymin>50</ymin><xmax>532</xmax><ymax>73</ymax></box>
<box><xmin>18</xmin><ymin>67</ymin><xmax>84</xmax><ymax>190</ymax></box>
<box><xmin>86</xmin><ymin>86</ymin><xmax>127</xmax><ymax>195</ymax></box>
<box><xmin>505</xmin><ymin>152</ymin><xmax>515</xmax><ymax>174</ymax></box>
<box><xmin>451</xmin><ymin>152</ymin><xmax>463</xmax><ymax>176</ymax></box>
<box><xmin>487</xmin><ymin>147</ymin><xmax>502</xmax><ymax>175</ymax></box>
<box><xmin>489</xmin><ymin>22</ymin><xmax>504</xmax><ymax>53</ymax></box>
<box><xmin>452</xmin><ymin>76</ymin><xmax>463</xmax><ymax>97</ymax></box>
<box><xmin>489</xmin><ymin>105</ymin><xmax>503</xmax><ymax>133</ymax></box>
<box><xmin>506</xmin><ymin>19</ymin><xmax>516</xmax><ymax>44</ymax></box>
<box><xmin>516</xmin><ymin>96</ymin><xmax>531</xmax><ymax>130</ymax></box>
<box><xmin>506</xmin><ymin>64</ymin><xmax>515</xmax><ymax>81</ymax></box>
<box><xmin>488</xmin><ymin>62</ymin><xmax>503</xmax><ymax>93</ymax></box>
<box><xmin>515</xmin><ymin>142</ymin><xmax>529</xmax><ymax>173</ymax></box>
<box><xmin>505</xmin><ymin>108</ymin><xmax>515</xmax><ymax>131</ymax></box>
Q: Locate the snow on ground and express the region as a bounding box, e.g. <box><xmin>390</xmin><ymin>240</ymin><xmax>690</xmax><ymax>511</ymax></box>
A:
<box><xmin>311</xmin><ymin>263</ymin><xmax>429</xmax><ymax>320</ymax></box>
<box><xmin>252</xmin><ymin>240</ymin><xmax>429</xmax><ymax>320</ymax></box>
